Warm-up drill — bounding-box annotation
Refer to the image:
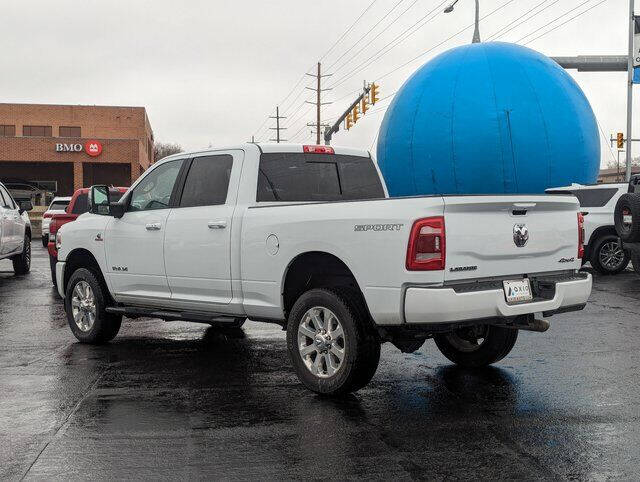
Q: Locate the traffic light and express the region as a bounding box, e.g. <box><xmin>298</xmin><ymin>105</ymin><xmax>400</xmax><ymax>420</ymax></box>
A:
<box><xmin>352</xmin><ymin>103</ymin><xmax>360</xmax><ymax>123</ymax></box>
<box><xmin>617</xmin><ymin>132</ymin><xmax>624</xmax><ymax>149</ymax></box>
<box><xmin>345</xmin><ymin>113</ymin><xmax>353</xmax><ymax>130</ymax></box>
<box><xmin>361</xmin><ymin>95</ymin><xmax>369</xmax><ymax>115</ymax></box>
<box><xmin>370</xmin><ymin>82</ymin><xmax>380</xmax><ymax>105</ymax></box>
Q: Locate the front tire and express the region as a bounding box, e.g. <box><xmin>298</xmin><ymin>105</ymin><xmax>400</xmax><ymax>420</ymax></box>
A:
<box><xmin>65</xmin><ymin>268</ymin><xmax>122</xmax><ymax>344</ymax></box>
<box><xmin>590</xmin><ymin>234</ymin><xmax>629</xmax><ymax>275</ymax></box>
<box><xmin>41</xmin><ymin>235</ymin><xmax>48</xmax><ymax>247</ymax></box>
<box><xmin>12</xmin><ymin>234</ymin><xmax>31</xmax><ymax>275</ymax></box>
<box><xmin>434</xmin><ymin>325</ymin><xmax>518</xmax><ymax>368</ymax></box>
<box><xmin>286</xmin><ymin>288</ymin><xmax>380</xmax><ymax>396</ymax></box>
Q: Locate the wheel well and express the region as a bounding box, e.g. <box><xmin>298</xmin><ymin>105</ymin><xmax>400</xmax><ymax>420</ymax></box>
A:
<box><xmin>25</xmin><ymin>226</ymin><xmax>31</xmax><ymax>239</ymax></box>
<box><xmin>63</xmin><ymin>249</ymin><xmax>111</xmax><ymax>301</ymax></box>
<box><xmin>282</xmin><ymin>252</ymin><xmax>369</xmax><ymax>321</ymax></box>
<box><xmin>587</xmin><ymin>226</ymin><xmax>617</xmax><ymax>250</ymax></box>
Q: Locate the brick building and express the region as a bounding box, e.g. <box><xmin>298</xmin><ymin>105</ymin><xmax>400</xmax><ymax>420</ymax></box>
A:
<box><xmin>0</xmin><ymin>103</ymin><xmax>153</xmax><ymax>201</ymax></box>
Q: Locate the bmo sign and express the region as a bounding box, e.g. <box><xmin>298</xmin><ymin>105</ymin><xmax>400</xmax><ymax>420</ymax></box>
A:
<box><xmin>55</xmin><ymin>140</ymin><xmax>103</xmax><ymax>157</ymax></box>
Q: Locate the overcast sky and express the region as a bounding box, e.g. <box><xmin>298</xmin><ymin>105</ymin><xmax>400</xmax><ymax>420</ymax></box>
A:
<box><xmin>1</xmin><ymin>0</ymin><xmax>634</xmax><ymax>166</ymax></box>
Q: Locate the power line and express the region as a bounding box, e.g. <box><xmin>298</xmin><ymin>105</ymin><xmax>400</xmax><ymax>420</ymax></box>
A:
<box><xmin>329</xmin><ymin>0</ymin><xmax>448</xmax><ymax>89</ymax></box>
<box><xmin>485</xmin><ymin>0</ymin><xmax>557</xmax><ymax>41</ymax></box>
<box><xmin>329</xmin><ymin>0</ymin><xmax>423</xmax><ymax>75</ymax></box>
<box><xmin>319</xmin><ymin>0</ymin><xmax>379</xmax><ymax>62</ymax></box>
<box><xmin>515</xmin><ymin>0</ymin><xmax>595</xmax><ymax>44</ymax></box>
<box><xmin>327</xmin><ymin>0</ymin><xmax>408</xmax><ymax>70</ymax></box>
<box><xmin>521</xmin><ymin>0</ymin><xmax>610</xmax><ymax>46</ymax></box>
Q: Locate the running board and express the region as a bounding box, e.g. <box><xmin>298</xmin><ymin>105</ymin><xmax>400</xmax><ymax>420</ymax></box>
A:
<box><xmin>105</xmin><ymin>306</ymin><xmax>243</xmax><ymax>324</ymax></box>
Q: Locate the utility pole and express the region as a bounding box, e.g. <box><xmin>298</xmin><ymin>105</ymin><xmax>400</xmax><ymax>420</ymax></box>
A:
<box><xmin>269</xmin><ymin>106</ymin><xmax>287</xmax><ymax>143</ymax></box>
<box><xmin>626</xmin><ymin>0</ymin><xmax>635</xmax><ymax>181</ymax></box>
<box><xmin>306</xmin><ymin>62</ymin><xmax>332</xmax><ymax>145</ymax></box>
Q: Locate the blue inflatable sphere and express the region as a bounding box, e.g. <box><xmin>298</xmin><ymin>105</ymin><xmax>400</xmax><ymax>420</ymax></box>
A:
<box><xmin>377</xmin><ymin>42</ymin><xmax>600</xmax><ymax>196</ymax></box>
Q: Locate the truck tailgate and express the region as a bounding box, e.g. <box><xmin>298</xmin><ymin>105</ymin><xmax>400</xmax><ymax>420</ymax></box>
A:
<box><xmin>443</xmin><ymin>195</ymin><xmax>580</xmax><ymax>281</ymax></box>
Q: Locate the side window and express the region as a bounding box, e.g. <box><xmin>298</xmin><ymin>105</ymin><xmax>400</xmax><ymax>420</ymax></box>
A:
<box><xmin>129</xmin><ymin>159</ymin><xmax>184</xmax><ymax>212</ymax></box>
<box><xmin>0</xmin><ymin>186</ymin><xmax>15</xmax><ymax>209</ymax></box>
<box><xmin>571</xmin><ymin>188</ymin><xmax>618</xmax><ymax>208</ymax></box>
<box><xmin>0</xmin><ymin>187</ymin><xmax>9</xmax><ymax>208</ymax></box>
<box><xmin>179</xmin><ymin>155</ymin><xmax>233</xmax><ymax>207</ymax></box>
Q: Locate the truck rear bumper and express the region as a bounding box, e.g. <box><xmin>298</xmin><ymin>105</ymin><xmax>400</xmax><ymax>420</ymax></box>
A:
<box><xmin>403</xmin><ymin>272</ymin><xmax>592</xmax><ymax>324</ymax></box>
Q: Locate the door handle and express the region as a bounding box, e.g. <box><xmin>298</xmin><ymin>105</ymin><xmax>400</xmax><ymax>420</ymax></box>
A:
<box><xmin>208</xmin><ymin>220</ymin><xmax>227</xmax><ymax>229</ymax></box>
<box><xmin>145</xmin><ymin>223</ymin><xmax>162</xmax><ymax>231</ymax></box>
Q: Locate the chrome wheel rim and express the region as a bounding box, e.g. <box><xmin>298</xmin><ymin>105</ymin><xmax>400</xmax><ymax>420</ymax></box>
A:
<box><xmin>71</xmin><ymin>281</ymin><xmax>96</xmax><ymax>332</ymax></box>
<box><xmin>297</xmin><ymin>307</ymin><xmax>346</xmax><ymax>378</ymax></box>
<box><xmin>445</xmin><ymin>325</ymin><xmax>488</xmax><ymax>352</ymax></box>
<box><xmin>599</xmin><ymin>241</ymin><xmax>625</xmax><ymax>270</ymax></box>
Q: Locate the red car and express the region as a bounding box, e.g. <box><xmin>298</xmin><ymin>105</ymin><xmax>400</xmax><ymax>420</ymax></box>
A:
<box><xmin>48</xmin><ymin>186</ymin><xmax>127</xmax><ymax>285</ymax></box>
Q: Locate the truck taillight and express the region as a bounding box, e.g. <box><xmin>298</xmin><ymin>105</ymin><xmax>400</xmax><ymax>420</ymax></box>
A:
<box><xmin>578</xmin><ymin>212</ymin><xmax>585</xmax><ymax>259</ymax></box>
<box><xmin>303</xmin><ymin>145</ymin><xmax>334</xmax><ymax>154</ymax></box>
<box><xmin>406</xmin><ymin>216</ymin><xmax>445</xmax><ymax>271</ymax></box>
<box><xmin>43</xmin><ymin>213</ymin><xmax>52</xmax><ymax>218</ymax></box>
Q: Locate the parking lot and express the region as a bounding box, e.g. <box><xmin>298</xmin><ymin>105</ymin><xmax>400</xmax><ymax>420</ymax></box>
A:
<box><xmin>1</xmin><ymin>241</ymin><xmax>639</xmax><ymax>480</ymax></box>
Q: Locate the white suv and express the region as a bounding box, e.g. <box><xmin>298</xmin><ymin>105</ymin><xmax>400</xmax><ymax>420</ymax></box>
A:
<box><xmin>0</xmin><ymin>181</ymin><xmax>33</xmax><ymax>274</ymax></box>
<box><xmin>547</xmin><ymin>183</ymin><xmax>629</xmax><ymax>274</ymax></box>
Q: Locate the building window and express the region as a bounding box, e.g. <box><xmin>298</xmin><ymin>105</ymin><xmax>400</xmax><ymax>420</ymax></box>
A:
<box><xmin>59</xmin><ymin>126</ymin><xmax>81</xmax><ymax>137</ymax></box>
<box><xmin>0</xmin><ymin>125</ymin><xmax>16</xmax><ymax>136</ymax></box>
<box><xmin>23</xmin><ymin>125</ymin><xmax>52</xmax><ymax>137</ymax></box>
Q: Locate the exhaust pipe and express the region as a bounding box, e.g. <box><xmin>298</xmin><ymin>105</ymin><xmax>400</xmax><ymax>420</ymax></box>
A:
<box><xmin>499</xmin><ymin>314</ymin><xmax>550</xmax><ymax>333</ymax></box>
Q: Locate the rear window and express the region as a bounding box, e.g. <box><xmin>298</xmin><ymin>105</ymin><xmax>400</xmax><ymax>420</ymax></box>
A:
<box><xmin>257</xmin><ymin>152</ymin><xmax>384</xmax><ymax>202</ymax></box>
<box><xmin>49</xmin><ymin>200</ymin><xmax>70</xmax><ymax>211</ymax></box>
<box><xmin>547</xmin><ymin>188</ymin><xmax>618</xmax><ymax>208</ymax></box>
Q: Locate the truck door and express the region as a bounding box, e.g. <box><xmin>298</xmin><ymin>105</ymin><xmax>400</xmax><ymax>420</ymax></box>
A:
<box><xmin>0</xmin><ymin>187</ymin><xmax>10</xmax><ymax>255</ymax></box>
<box><xmin>105</xmin><ymin>159</ymin><xmax>185</xmax><ymax>300</ymax></box>
<box><xmin>164</xmin><ymin>151</ymin><xmax>242</xmax><ymax>306</ymax></box>
<box><xmin>0</xmin><ymin>185</ymin><xmax>19</xmax><ymax>254</ymax></box>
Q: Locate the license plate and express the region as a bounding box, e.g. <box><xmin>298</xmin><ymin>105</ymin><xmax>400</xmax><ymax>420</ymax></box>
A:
<box><xmin>503</xmin><ymin>279</ymin><xmax>533</xmax><ymax>304</ymax></box>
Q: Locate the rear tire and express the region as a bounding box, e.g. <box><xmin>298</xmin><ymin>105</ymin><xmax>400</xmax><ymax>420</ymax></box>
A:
<box><xmin>12</xmin><ymin>234</ymin><xmax>31</xmax><ymax>275</ymax></box>
<box><xmin>615</xmin><ymin>193</ymin><xmax>640</xmax><ymax>242</ymax></box>
<box><xmin>65</xmin><ymin>268</ymin><xmax>122</xmax><ymax>344</ymax></box>
<box><xmin>286</xmin><ymin>287</ymin><xmax>380</xmax><ymax>396</ymax></box>
<box><xmin>590</xmin><ymin>234</ymin><xmax>629</xmax><ymax>275</ymax></box>
<box><xmin>41</xmin><ymin>235</ymin><xmax>48</xmax><ymax>247</ymax></box>
<box><xmin>434</xmin><ymin>325</ymin><xmax>518</xmax><ymax>368</ymax></box>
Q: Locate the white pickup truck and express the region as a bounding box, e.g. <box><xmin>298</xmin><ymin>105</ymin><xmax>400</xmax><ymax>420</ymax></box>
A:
<box><xmin>55</xmin><ymin>143</ymin><xmax>592</xmax><ymax>395</ymax></box>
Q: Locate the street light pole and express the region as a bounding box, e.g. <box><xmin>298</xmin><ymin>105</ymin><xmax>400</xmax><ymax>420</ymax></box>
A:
<box><xmin>444</xmin><ymin>0</ymin><xmax>480</xmax><ymax>44</ymax></box>
<box><xmin>472</xmin><ymin>0</ymin><xmax>480</xmax><ymax>43</ymax></box>
<box><xmin>626</xmin><ymin>0</ymin><xmax>635</xmax><ymax>181</ymax></box>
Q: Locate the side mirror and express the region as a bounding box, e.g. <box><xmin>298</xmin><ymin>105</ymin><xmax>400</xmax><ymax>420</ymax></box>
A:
<box><xmin>110</xmin><ymin>202</ymin><xmax>125</xmax><ymax>219</ymax></box>
<box><xmin>89</xmin><ymin>185</ymin><xmax>111</xmax><ymax>216</ymax></box>
<box><xmin>18</xmin><ymin>200</ymin><xmax>33</xmax><ymax>214</ymax></box>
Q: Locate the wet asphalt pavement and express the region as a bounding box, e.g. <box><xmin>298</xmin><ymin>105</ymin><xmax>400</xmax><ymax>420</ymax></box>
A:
<box><xmin>1</xmin><ymin>242</ymin><xmax>639</xmax><ymax>480</ymax></box>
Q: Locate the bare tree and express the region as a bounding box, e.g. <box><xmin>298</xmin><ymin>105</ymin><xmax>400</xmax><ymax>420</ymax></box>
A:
<box><xmin>606</xmin><ymin>155</ymin><xmax>640</xmax><ymax>170</ymax></box>
<box><xmin>153</xmin><ymin>142</ymin><xmax>183</xmax><ymax>162</ymax></box>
